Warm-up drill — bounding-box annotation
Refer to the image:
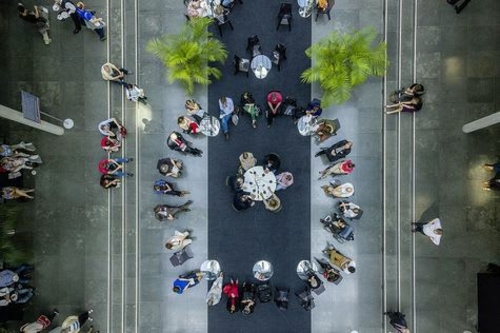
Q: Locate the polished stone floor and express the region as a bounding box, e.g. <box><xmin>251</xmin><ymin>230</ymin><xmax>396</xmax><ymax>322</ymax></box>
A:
<box><xmin>0</xmin><ymin>0</ymin><xmax>499</xmax><ymax>332</ymax></box>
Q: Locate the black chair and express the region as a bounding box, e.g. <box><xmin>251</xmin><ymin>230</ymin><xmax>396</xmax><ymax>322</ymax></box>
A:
<box><xmin>272</xmin><ymin>43</ymin><xmax>287</xmax><ymax>71</ymax></box>
<box><xmin>315</xmin><ymin>0</ymin><xmax>334</xmax><ymax>21</ymax></box>
<box><xmin>233</xmin><ymin>55</ymin><xmax>250</xmax><ymax>77</ymax></box>
<box><xmin>215</xmin><ymin>13</ymin><xmax>234</xmax><ymax>37</ymax></box>
<box><xmin>246</xmin><ymin>35</ymin><xmax>262</xmax><ymax>58</ymax></box>
<box><xmin>281</xmin><ymin>96</ymin><xmax>297</xmax><ymax>116</ymax></box>
<box><xmin>277</xmin><ymin>3</ymin><xmax>292</xmax><ymax>31</ymax></box>
<box><xmin>295</xmin><ymin>288</ymin><xmax>315</xmax><ymax>311</ymax></box>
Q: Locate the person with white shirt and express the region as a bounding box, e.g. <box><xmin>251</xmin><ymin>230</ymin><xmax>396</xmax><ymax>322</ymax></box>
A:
<box><xmin>411</xmin><ymin>218</ymin><xmax>442</xmax><ymax>245</ymax></box>
<box><xmin>218</xmin><ymin>96</ymin><xmax>234</xmax><ymax>140</ymax></box>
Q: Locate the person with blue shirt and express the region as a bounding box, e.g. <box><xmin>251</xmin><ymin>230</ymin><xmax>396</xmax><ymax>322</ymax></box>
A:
<box><xmin>75</xmin><ymin>2</ymin><xmax>106</xmax><ymax>40</ymax></box>
<box><xmin>172</xmin><ymin>271</ymin><xmax>203</xmax><ymax>294</ymax></box>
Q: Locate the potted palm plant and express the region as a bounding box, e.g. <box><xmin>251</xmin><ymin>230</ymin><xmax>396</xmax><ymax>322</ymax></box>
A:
<box><xmin>147</xmin><ymin>17</ymin><xmax>228</xmax><ymax>96</ymax></box>
<box><xmin>301</xmin><ymin>27</ymin><xmax>387</xmax><ymax>107</ymax></box>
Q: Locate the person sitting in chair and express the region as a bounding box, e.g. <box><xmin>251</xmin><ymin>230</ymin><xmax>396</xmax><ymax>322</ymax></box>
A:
<box><xmin>240</xmin><ymin>283</ymin><xmax>257</xmax><ymax>315</ymax></box>
<box><xmin>305</xmin><ymin>99</ymin><xmax>322</xmax><ymax>118</ymax></box>
<box><xmin>153</xmin><ymin>179</ymin><xmax>189</xmax><ymax>197</ymax></box>
<box><xmin>263</xmin><ymin>154</ymin><xmax>281</xmax><ymax>174</ymax></box>
<box><xmin>167</xmin><ymin>131</ymin><xmax>203</xmax><ymax>157</ymax></box>
<box><xmin>305</xmin><ymin>271</ymin><xmax>323</xmax><ymax>290</ymax></box>
<box><xmin>177</xmin><ymin>116</ymin><xmax>200</xmax><ymax>135</ymax></box>
<box><xmin>266</xmin><ymin>91</ymin><xmax>283</xmax><ymax>127</ymax></box>
<box><xmin>233</xmin><ymin>191</ymin><xmax>255</xmax><ymax>211</ymax></box>
<box><xmin>315</xmin><ymin>119</ymin><xmax>337</xmax><ymax>142</ymax></box>
<box><xmin>154</xmin><ymin>200</ymin><xmax>193</xmax><ymax>221</ymax></box>
<box><xmin>338</xmin><ymin>201</ymin><xmax>362</xmax><ymax>219</ymax></box>
<box><xmin>323</xmin><ymin>243</ymin><xmax>356</xmax><ymax>274</ymax></box>
<box><xmin>315</xmin><ymin>140</ymin><xmax>353</xmax><ymax>163</ymax></box>
<box><xmin>318</xmin><ymin>159</ymin><xmax>355</xmax><ymax>179</ymax></box>
<box><xmin>157</xmin><ymin>158</ymin><xmax>183</xmax><ymax>178</ymax></box>
<box><xmin>241</xmin><ymin>92</ymin><xmax>260</xmax><ymax>129</ymax></box>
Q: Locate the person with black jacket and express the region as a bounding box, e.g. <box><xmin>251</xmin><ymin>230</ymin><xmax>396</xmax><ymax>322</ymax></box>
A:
<box><xmin>315</xmin><ymin>139</ymin><xmax>353</xmax><ymax>163</ymax></box>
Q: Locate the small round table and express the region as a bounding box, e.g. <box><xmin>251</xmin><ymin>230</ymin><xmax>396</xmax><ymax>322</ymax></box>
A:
<box><xmin>200</xmin><ymin>259</ymin><xmax>221</xmax><ymax>281</ymax></box>
<box><xmin>296</xmin><ymin>260</ymin><xmax>319</xmax><ymax>280</ymax></box>
<box><xmin>297</xmin><ymin>0</ymin><xmax>315</xmax><ymax>17</ymax></box>
<box><xmin>253</xmin><ymin>260</ymin><xmax>274</xmax><ymax>281</ymax></box>
<box><xmin>242</xmin><ymin>166</ymin><xmax>277</xmax><ymax>201</ymax></box>
<box><xmin>250</xmin><ymin>55</ymin><xmax>272</xmax><ymax>79</ymax></box>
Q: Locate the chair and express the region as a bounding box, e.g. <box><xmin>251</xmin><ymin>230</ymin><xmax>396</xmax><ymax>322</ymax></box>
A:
<box><xmin>315</xmin><ymin>0</ymin><xmax>334</xmax><ymax>21</ymax></box>
<box><xmin>222</xmin><ymin>0</ymin><xmax>243</xmax><ymax>10</ymax></box>
<box><xmin>281</xmin><ymin>96</ymin><xmax>297</xmax><ymax>116</ymax></box>
<box><xmin>274</xmin><ymin>287</ymin><xmax>290</xmax><ymax>311</ymax></box>
<box><xmin>272</xmin><ymin>43</ymin><xmax>287</xmax><ymax>71</ymax></box>
<box><xmin>233</xmin><ymin>55</ymin><xmax>250</xmax><ymax>77</ymax></box>
<box><xmin>277</xmin><ymin>3</ymin><xmax>292</xmax><ymax>31</ymax></box>
<box><xmin>295</xmin><ymin>288</ymin><xmax>315</xmax><ymax>311</ymax></box>
<box><xmin>246</xmin><ymin>35</ymin><xmax>262</xmax><ymax>58</ymax></box>
<box><xmin>215</xmin><ymin>13</ymin><xmax>234</xmax><ymax>37</ymax></box>
<box><xmin>169</xmin><ymin>246</ymin><xmax>194</xmax><ymax>267</ymax></box>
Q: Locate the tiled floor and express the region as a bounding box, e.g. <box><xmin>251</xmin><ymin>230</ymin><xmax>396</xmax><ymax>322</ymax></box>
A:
<box><xmin>0</xmin><ymin>0</ymin><xmax>499</xmax><ymax>332</ymax></box>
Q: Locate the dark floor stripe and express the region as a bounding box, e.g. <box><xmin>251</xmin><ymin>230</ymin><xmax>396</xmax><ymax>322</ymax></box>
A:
<box><xmin>207</xmin><ymin>1</ymin><xmax>312</xmax><ymax>332</ymax></box>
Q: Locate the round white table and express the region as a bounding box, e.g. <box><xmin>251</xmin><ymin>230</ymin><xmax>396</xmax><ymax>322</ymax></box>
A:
<box><xmin>297</xmin><ymin>0</ymin><xmax>315</xmax><ymax>17</ymax></box>
<box><xmin>253</xmin><ymin>260</ymin><xmax>274</xmax><ymax>281</ymax></box>
<box><xmin>250</xmin><ymin>55</ymin><xmax>272</xmax><ymax>79</ymax></box>
<box><xmin>242</xmin><ymin>165</ymin><xmax>277</xmax><ymax>201</ymax></box>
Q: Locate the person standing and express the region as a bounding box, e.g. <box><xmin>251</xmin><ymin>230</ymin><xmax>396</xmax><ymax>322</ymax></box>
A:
<box><xmin>384</xmin><ymin>311</ymin><xmax>410</xmax><ymax>333</ymax></box>
<box><xmin>53</xmin><ymin>0</ymin><xmax>82</xmax><ymax>34</ymax></box>
<box><xmin>17</xmin><ymin>3</ymin><xmax>52</xmax><ymax>45</ymax></box>
<box><xmin>411</xmin><ymin>218</ymin><xmax>442</xmax><ymax>245</ymax></box>
<box><xmin>75</xmin><ymin>2</ymin><xmax>106</xmax><ymax>40</ymax></box>
<box><xmin>218</xmin><ymin>96</ymin><xmax>234</xmax><ymax>140</ymax></box>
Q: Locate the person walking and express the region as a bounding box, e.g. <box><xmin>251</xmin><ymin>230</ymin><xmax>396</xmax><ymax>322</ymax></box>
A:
<box><xmin>53</xmin><ymin>0</ymin><xmax>82</xmax><ymax>34</ymax></box>
<box><xmin>218</xmin><ymin>96</ymin><xmax>234</xmax><ymax>140</ymax></box>
<box><xmin>384</xmin><ymin>311</ymin><xmax>410</xmax><ymax>333</ymax></box>
<box><xmin>75</xmin><ymin>2</ymin><xmax>106</xmax><ymax>40</ymax></box>
<box><xmin>411</xmin><ymin>218</ymin><xmax>442</xmax><ymax>245</ymax></box>
<box><xmin>17</xmin><ymin>3</ymin><xmax>52</xmax><ymax>45</ymax></box>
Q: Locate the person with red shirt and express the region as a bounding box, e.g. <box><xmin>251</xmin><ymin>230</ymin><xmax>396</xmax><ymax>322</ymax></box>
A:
<box><xmin>223</xmin><ymin>278</ymin><xmax>240</xmax><ymax>314</ymax></box>
<box><xmin>266</xmin><ymin>91</ymin><xmax>283</xmax><ymax>127</ymax></box>
<box><xmin>98</xmin><ymin>157</ymin><xmax>133</xmax><ymax>177</ymax></box>
<box><xmin>318</xmin><ymin>159</ymin><xmax>355</xmax><ymax>179</ymax></box>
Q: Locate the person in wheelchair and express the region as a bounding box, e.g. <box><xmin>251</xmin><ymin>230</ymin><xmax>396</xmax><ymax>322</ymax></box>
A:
<box><xmin>320</xmin><ymin>213</ymin><xmax>354</xmax><ymax>242</ymax></box>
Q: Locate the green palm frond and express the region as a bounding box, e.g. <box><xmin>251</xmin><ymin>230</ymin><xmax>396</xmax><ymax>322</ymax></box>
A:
<box><xmin>301</xmin><ymin>27</ymin><xmax>388</xmax><ymax>107</ymax></box>
<box><xmin>146</xmin><ymin>17</ymin><xmax>228</xmax><ymax>96</ymax></box>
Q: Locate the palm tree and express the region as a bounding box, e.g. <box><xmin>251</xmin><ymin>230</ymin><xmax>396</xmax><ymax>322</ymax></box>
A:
<box><xmin>301</xmin><ymin>27</ymin><xmax>387</xmax><ymax>107</ymax></box>
<box><xmin>147</xmin><ymin>17</ymin><xmax>228</xmax><ymax>96</ymax></box>
<box><xmin>0</xmin><ymin>204</ymin><xmax>33</xmax><ymax>266</ymax></box>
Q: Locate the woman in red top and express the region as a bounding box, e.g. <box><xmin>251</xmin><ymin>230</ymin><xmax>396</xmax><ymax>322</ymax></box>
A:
<box><xmin>318</xmin><ymin>159</ymin><xmax>355</xmax><ymax>179</ymax></box>
<box><xmin>266</xmin><ymin>91</ymin><xmax>283</xmax><ymax>127</ymax></box>
<box><xmin>223</xmin><ymin>278</ymin><xmax>240</xmax><ymax>314</ymax></box>
<box><xmin>177</xmin><ymin>116</ymin><xmax>200</xmax><ymax>135</ymax></box>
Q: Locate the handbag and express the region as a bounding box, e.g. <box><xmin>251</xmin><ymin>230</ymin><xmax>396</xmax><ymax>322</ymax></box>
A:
<box><xmin>231</xmin><ymin>113</ymin><xmax>239</xmax><ymax>126</ymax></box>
